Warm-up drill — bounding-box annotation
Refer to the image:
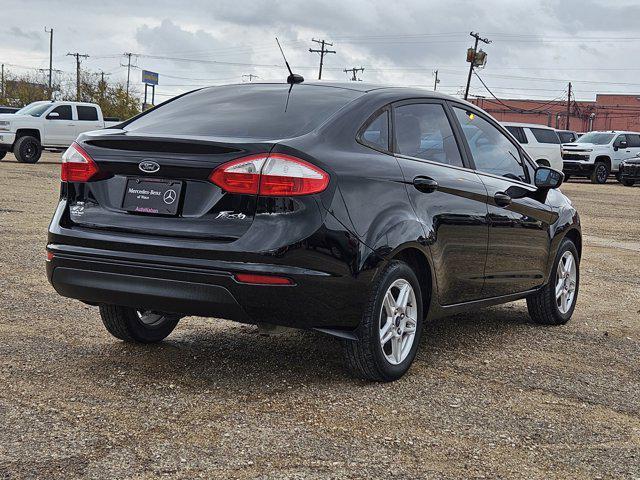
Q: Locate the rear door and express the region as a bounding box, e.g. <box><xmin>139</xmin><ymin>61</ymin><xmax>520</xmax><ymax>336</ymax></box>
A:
<box><xmin>392</xmin><ymin>100</ymin><xmax>489</xmax><ymax>305</ymax></box>
<box><xmin>75</xmin><ymin>105</ymin><xmax>103</xmax><ymax>137</ymax></box>
<box><xmin>451</xmin><ymin>105</ymin><xmax>556</xmax><ymax>298</ymax></box>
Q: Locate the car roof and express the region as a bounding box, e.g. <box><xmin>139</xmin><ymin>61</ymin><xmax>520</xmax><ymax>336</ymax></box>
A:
<box><xmin>587</xmin><ymin>130</ymin><xmax>640</xmax><ymax>134</ymax></box>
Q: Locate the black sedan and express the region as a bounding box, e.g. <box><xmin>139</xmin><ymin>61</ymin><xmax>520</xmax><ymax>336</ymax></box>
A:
<box><xmin>618</xmin><ymin>153</ymin><xmax>640</xmax><ymax>186</ymax></box>
<box><xmin>46</xmin><ymin>82</ymin><xmax>581</xmax><ymax>381</ymax></box>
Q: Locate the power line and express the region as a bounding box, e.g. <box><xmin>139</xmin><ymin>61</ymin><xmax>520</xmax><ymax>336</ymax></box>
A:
<box><xmin>309</xmin><ymin>38</ymin><xmax>336</xmax><ymax>80</ymax></box>
<box><xmin>464</xmin><ymin>32</ymin><xmax>491</xmax><ymax>100</ymax></box>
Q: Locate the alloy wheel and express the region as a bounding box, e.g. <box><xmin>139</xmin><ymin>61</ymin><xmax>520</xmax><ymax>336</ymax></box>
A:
<box><xmin>555</xmin><ymin>251</ymin><xmax>577</xmax><ymax>314</ymax></box>
<box><xmin>137</xmin><ymin>310</ymin><xmax>167</xmax><ymax>326</ymax></box>
<box><xmin>379</xmin><ymin>279</ymin><xmax>417</xmax><ymax>365</ymax></box>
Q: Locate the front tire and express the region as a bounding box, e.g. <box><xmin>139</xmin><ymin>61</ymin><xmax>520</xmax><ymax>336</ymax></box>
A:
<box><xmin>590</xmin><ymin>161</ymin><xmax>609</xmax><ymax>184</ymax></box>
<box><xmin>99</xmin><ymin>305</ymin><xmax>180</xmax><ymax>343</ymax></box>
<box><xmin>343</xmin><ymin>260</ymin><xmax>424</xmax><ymax>382</ymax></box>
<box><xmin>527</xmin><ymin>238</ymin><xmax>579</xmax><ymax>325</ymax></box>
<box><xmin>621</xmin><ymin>180</ymin><xmax>635</xmax><ymax>187</ymax></box>
<box><xmin>13</xmin><ymin>136</ymin><xmax>42</xmax><ymax>163</ymax></box>
<box><xmin>563</xmin><ymin>174</ymin><xmax>571</xmax><ymax>182</ymax></box>
<box><xmin>0</xmin><ymin>151</ymin><xmax>6</xmax><ymax>161</ymax></box>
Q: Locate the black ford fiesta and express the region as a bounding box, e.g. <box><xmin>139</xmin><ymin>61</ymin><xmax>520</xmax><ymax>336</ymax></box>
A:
<box><xmin>47</xmin><ymin>82</ymin><xmax>581</xmax><ymax>381</ymax></box>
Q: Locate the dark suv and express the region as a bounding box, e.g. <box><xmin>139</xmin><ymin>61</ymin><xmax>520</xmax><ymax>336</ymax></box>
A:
<box><xmin>47</xmin><ymin>83</ymin><xmax>581</xmax><ymax>381</ymax></box>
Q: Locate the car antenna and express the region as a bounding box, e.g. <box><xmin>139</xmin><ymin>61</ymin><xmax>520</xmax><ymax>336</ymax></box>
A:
<box><xmin>276</xmin><ymin>37</ymin><xmax>304</xmax><ymax>85</ymax></box>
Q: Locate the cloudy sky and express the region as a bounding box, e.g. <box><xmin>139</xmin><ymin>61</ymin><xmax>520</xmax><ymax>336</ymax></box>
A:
<box><xmin>2</xmin><ymin>0</ymin><xmax>640</xmax><ymax>103</ymax></box>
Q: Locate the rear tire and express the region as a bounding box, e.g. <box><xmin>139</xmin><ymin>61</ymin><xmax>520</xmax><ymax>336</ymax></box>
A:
<box><xmin>590</xmin><ymin>161</ymin><xmax>609</xmax><ymax>184</ymax></box>
<box><xmin>563</xmin><ymin>174</ymin><xmax>571</xmax><ymax>182</ymax></box>
<box><xmin>343</xmin><ymin>260</ymin><xmax>424</xmax><ymax>382</ymax></box>
<box><xmin>99</xmin><ymin>305</ymin><xmax>180</xmax><ymax>343</ymax></box>
<box><xmin>622</xmin><ymin>180</ymin><xmax>635</xmax><ymax>187</ymax></box>
<box><xmin>527</xmin><ymin>238</ymin><xmax>579</xmax><ymax>325</ymax></box>
<box><xmin>13</xmin><ymin>136</ymin><xmax>42</xmax><ymax>163</ymax></box>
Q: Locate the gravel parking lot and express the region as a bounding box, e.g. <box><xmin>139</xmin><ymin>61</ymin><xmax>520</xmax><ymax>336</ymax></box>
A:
<box><xmin>0</xmin><ymin>152</ymin><xmax>638</xmax><ymax>479</ymax></box>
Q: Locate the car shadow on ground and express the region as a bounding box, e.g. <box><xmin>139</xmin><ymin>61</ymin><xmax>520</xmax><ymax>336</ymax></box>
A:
<box><xmin>78</xmin><ymin>304</ymin><xmax>534</xmax><ymax>387</ymax></box>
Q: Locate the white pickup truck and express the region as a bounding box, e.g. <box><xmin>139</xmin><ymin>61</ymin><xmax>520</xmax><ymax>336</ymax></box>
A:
<box><xmin>0</xmin><ymin>101</ymin><xmax>120</xmax><ymax>163</ymax></box>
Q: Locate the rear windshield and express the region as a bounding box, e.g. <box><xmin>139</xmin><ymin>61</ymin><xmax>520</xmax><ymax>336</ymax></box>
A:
<box><xmin>530</xmin><ymin>128</ymin><xmax>561</xmax><ymax>144</ymax></box>
<box><xmin>123</xmin><ymin>84</ymin><xmax>362</xmax><ymax>139</ymax></box>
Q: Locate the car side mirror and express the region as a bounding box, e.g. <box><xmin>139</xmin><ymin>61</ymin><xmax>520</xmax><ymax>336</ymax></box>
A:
<box><xmin>46</xmin><ymin>112</ymin><xmax>60</xmax><ymax>119</ymax></box>
<box><xmin>534</xmin><ymin>166</ymin><xmax>563</xmax><ymax>190</ymax></box>
<box><xmin>619</xmin><ymin>141</ymin><xmax>628</xmax><ymax>149</ymax></box>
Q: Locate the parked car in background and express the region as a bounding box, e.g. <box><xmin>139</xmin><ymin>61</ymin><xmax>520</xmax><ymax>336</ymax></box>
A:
<box><xmin>0</xmin><ymin>101</ymin><xmax>120</xmax><ymax>163</ymax></box>
<box><xmin>501</xmin><ymin>122</ymin><xmax>563</xmax><ymax>171</ymax></box>
<box><xmin>0</xmin><ymin>106</ymin><xmax>20</xmax><ymax>114</ymax></box>
<box><xmin>47</xmin><ymin>82</ymin><xmax>581</xmax><ymax>382</ymax></box>
<box><xmin>618</xmin><ymin>152</ymin><xmax>640</xmax><ymax>186</ymax></box>
<box><xmin>555</xmin><ymin>129</ymin><xmax>579</xmax><ymax>143</ymax></box>
<box><xmin>561</xmin><ymin>131</ymin><xmax>640</xmax><ymax>183</ymax></box>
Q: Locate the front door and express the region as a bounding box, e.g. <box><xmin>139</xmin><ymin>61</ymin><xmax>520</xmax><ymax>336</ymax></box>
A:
<box><xmin>451</xmin><ymin>105</ymin><xmax>556</xmax><ymax>298</ymax></box>
<box><xmin>612</xmin><ymin>134</ymin><xmax>631</xmax><ymax>171</ymax></box>
<box><xmin>44</xmin><ymin>104</ymin><xmax>75</xmax><ymax>146</ymax></box>
<box><xmin>392</xmin><ymin>101</ymin><xmax>489</xmax><ymax>305</ymax></box>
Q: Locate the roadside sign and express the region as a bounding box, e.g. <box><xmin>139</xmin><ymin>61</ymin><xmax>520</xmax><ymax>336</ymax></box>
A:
<box><xmin>142</xmin><ymin>70</ymin><xmax>159</xmax><ymax>85</ymax></box>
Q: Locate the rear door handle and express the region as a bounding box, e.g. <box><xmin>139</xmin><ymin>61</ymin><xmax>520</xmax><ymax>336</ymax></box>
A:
<box><xmin>494</xmin><ymin>192</ymin><xmax>512</xmax><ymax>207</ymax></box>
<box><xmin>413</xmin><ymin>176</ymin><xmax>438</xmax><ymax>193</ymax></box>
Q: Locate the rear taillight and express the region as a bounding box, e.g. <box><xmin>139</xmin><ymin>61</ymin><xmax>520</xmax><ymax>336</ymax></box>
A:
<box><xmin>210</xmin><ymin>153</ymin><xmax>329</xmax><ymax>196</ymax></box>
<box><xmin>234</xmin><ymin>273</ymin><xmax>293</xmax><ymax>285</ymax></box>
<box><xmin>61</xmin><ymin>142</ymin><xmax>99</xmax><ymax>182</ymax></box>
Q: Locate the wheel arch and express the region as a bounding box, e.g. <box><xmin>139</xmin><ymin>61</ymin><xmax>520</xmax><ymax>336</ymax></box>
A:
<box><xmin>594</xmin><ymin>155</ymin><xmax>611</xmax><ymax>168</ymax></box>
<box><xmin>386</xmin><ymin>244</ymin><xmax>434</xmax><ymax>318</ymax></box>
<box><xmin>563</xmin><ymin>227</ymin><xmax>582</xmax><ymax>259</ymax></box>
<box><xmin>14</xmin><ymin>128</ymin><xmax>42</xmax><ymax>144</ymax></box>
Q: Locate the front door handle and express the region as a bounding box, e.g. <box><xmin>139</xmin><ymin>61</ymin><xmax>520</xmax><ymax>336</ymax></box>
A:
<box><xmin>413</xmin><ymin>176</ymin><xmax>438</xmax><ymax>193</ymax></box>
<box><xmin>494</xmin><ymin>192</ymin><xmax>512</xmax><ymax>207</ymax></box>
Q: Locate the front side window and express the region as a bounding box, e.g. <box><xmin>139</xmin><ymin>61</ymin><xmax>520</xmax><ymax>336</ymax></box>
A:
<box><xmin>614</xmin><ymin>134</ymin><xmax>627</xmax><ymax>147</ymax></box>
<box><xmin>360</xmin><ymin>110</ymin><xmax>389</xmax><ymax>151</ymax></box>
<box><xmin>393</xmin><ymin>103</ymin><xmax>463</xmax><ymax>167</ymax></box>
<box><xmin>453</xmin><ymin>107</ymin><xmax>527</xmax><ymax>182</ymax></box>
<box><xmin>49</xmin><ymin>105</ymin><xmax>72</xmax><ymax>120</ymax></box>
<box><xmin>626</xmin><ymin>134</ymin><xmax>640</xmax><ymax>147</ymax></box>
<box><xmin>77</xmin><ymin>106</ymin><xmax>98</xmax><ymax>121</ymax></box>
<box><xmin>530</xmin><ymin>128</ymin><xmax>561</xmax><ymax>144</ymax></box>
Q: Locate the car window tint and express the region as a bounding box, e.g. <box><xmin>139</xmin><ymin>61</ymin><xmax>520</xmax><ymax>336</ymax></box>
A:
<box><xmin>453</xmin><ymin>107</ymin><xmax>527</xmax><ymax>182</ymax></box>
<box><xmin>124</xmin><ymin>84</ymin><xmax>362</xmax><ymax>139</ymax></box>
<box><xmin>530</xmin><ymin>128</ymin><xmax>561</xmax><ymax>144</ymax></box>
<box><xmin>626</xmin><ymin>134</ymin><xmax>640</xmax><ymax>147</ymax></box>
<box><xmin>394</xmin><ymin>103</ymin><xmax>463</xmax><ymax>167</ymax></box>
<box><xmin>50</xmin><ymin>105</ymin><xmax>72</xmax><ymax>120</ymax></box>
<box><xmin>614</xmin><ymin>134</ymin><xmax>627</xmax><ymax>147</ymax></box>
<box><xmin>77</xmin><ymin>106</ymin><xmax>98</xmax><ymax>121</ymax></box>
<box><xmin>505</xmin><ymin>126</ymin><xmax>527</xmax><ymax>144</ymax></box>
<box><xmin>360</xmin><ymin>110</ymin><xmax>389</xmax><ymax>151</ymax></box>
<box><xmin>558</xmin><ymin>131</ymin><xmax>576</xmax><ymax>143</ymax></box>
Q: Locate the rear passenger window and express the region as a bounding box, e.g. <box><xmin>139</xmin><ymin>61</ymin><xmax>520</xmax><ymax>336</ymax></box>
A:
<box><xmin>530</xmin><ymin>128</ymin><xmax>561</xmax><ymax>144</ymax></box>
<box><xmin>77</xmin><ymin>106</ymin><xmax>98</xmax><ymax>121</ymax></box>
<box><xmin>360</xmin><ymin>110</ymin><xmax>389</xmax><ymax>151</ymax></box>
<box><xmin>393</xmin><ymin>103</ymin><xmax>463</xmax><ymax>167</ymax></box>
<box><xmin>453</xmin><ymin>107</ymin><xmax>527</xmax><ymax>182</ymax></box>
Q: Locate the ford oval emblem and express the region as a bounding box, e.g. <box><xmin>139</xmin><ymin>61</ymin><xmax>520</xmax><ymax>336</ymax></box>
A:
<box><xmin>139</xmin><ymin>160</ymin><xmax>160</xmax><ymax>174</ymax></box>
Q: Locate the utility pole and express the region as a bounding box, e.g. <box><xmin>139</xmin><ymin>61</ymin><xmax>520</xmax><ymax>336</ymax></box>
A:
<box><xmin>464</xmin><ymin>32</ymin><xmax>491</xmax><ymax>100</ymax></box>
<box><xmin>433</xmin><ymin>70</ymin><xmax>440</xmax><ymax>91</ymax></box>
<box><xmin>566</xmin><ymin>82</ymin><xmax>572</xmax><ymax>130</ymax></box>
<box><xmin>67</xmin><ymin>52</ymin><xmax>89</xmax><ymax>101</ymax></box>
<box><xmin>242</xmin><ymin>74</ymin><xmax>259</xmax><ymax>82</ymax></box>
<box><xmin>309</xmin><ymin>38</ymin><xmax>336</xmax><ymax>80</ymax></box>
<box><xmin>45</xmin><ymin>27</ymin><xmax>53</xmax><ymax>98</ymax></box>
<box><xmin>343</xmin><ymin>66</ymin><xmax>364</xmax><ymax>81</ymax></box>
<box><xmin>123</xmin><ymin>52</ymin><xmax>134</xmax><ymax>96</ymax></box>
<box><xmin>1</xmin><ymin>64</ymin><xmax>4</xmax><ymax>99</ymax></box>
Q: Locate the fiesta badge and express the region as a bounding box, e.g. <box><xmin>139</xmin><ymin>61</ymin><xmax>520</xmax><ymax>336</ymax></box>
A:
<box><xmin>139</xmin><ymin>160</ymin><xmax>160</xmax><ymax>173</ymax></box>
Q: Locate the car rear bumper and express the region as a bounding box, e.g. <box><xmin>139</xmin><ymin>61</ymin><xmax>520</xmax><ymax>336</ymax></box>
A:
<box><xmin>563</xmin><ymin>161</ymin><xmax>594</xmax><ymax>175</ymax></box>
<box><xmin>46</xmin><ymin>243</ymin><xmax>368</xmax><ymax>332</ymax></box>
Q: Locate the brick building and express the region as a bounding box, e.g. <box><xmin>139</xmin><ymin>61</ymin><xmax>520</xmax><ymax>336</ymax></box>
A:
<box><xmin>471</xmin><ymin>94</ymin><xmax>640</xmax><ymax>133</ymax></box>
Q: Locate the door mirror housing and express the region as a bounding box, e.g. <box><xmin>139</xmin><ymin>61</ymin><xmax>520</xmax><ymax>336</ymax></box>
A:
<box><xmin>534</xmin><ymin>166</ymin><xmax>563</xmax><ymax>189</ymax></box>
<box><xmin>619</xmin><ymin>141</ymin><xmax>628</xmax><ymax>149</ymax></box>
<box><xmin>46</xmin><ymin>111</ymin><xmax>60</xmax><ymax>119</ymax></box>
